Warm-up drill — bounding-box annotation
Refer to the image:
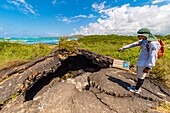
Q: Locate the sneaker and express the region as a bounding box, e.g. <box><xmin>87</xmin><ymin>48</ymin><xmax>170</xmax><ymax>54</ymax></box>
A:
<box><xmin>127</xmin><ymin>86</ymin><xmax>141</xmax><ymax>94</ymax></box>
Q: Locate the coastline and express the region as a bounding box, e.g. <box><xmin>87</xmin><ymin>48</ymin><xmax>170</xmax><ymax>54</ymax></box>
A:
<box><xmin>0</xmin><ymin>37</ymin><xmax>78</xmax><ymax>44</ymax></box>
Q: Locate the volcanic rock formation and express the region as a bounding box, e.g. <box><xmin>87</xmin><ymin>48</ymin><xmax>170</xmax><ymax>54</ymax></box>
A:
<box><xmin>0</xmin><ymin>49</ymin><xmax>170</xmax><ymax>113</ymax></box>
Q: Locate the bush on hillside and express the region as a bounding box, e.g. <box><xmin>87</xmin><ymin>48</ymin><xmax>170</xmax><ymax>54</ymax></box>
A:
<box><xmin>59</xmin><ymin>37</ymin><xmax>78</xmax><ymax>52</ymax></box>
<box><xmin>150</xmin><ymin>58</ymin><xmax>170</xmax><ymax>84</ymax></box>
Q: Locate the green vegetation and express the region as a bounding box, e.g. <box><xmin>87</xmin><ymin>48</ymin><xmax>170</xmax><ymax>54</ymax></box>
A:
<box><xmin>151</xmin><ymin>100</ymin><xmax>170</xmax><ymax>113</ymax></box>
<box><xmin>0</xmin><ymin>42</ymin><xmax>55</xmax><ymax>69</ymax></box>
<box><xmin>59</xmin><ymin>37</ymin><xmax>78</xmax><ymax>52</ymax></box>
<box><xmin>77</xmin><ymin>34</ymin><xmax>170</xmax><ymax>87</ymax></box>
<box><xmin>0</xmin><ymin>35</ymin><xmax>170</xmax><ymax>87</ymax></box>
<box><xmin>78</xmin><ymin>35</ymin><xmax>139</xmax><ymax>65</ymax></box>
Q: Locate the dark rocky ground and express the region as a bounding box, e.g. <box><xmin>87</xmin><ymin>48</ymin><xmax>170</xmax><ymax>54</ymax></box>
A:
<box><xmin>0</xmin><ymin>49</ymin><xmax>170</xmax><ymax>113</ymax></box>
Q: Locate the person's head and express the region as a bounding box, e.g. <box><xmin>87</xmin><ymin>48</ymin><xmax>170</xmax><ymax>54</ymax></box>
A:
<box><xmin>138</xmin><ymin>35</ymin><xmax>147</xmax><ymax>40</ymax></box>
<box><xmin>137</xmin><ymin>28</ymin><xmax>157</xmax><ymax>41</ymax></box>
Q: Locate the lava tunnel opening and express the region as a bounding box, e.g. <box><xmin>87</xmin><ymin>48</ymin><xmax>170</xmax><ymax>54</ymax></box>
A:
<box><xmin>24</xmin><ymin>54</ymin><xmax>102</xmax><ymax>101</ymax></box>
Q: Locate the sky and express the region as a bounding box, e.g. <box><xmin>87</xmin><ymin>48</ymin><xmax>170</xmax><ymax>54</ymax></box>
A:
<box><xmin>0</xmin><ymin>0</ymin><xmax>170</xmax><ymax>37</ymax></box>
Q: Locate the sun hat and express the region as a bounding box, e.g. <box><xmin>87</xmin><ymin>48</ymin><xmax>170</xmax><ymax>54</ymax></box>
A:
<box><xmin>137</xmin><ymin>28</ymin><xmax>157</xmax><ymax>41</ymax></box>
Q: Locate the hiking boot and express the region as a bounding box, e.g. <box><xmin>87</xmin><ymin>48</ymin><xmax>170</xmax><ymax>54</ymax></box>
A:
<box><xmin>127</xmin><ymin>86</ymin><xmax>141</xmax><ymax>94</ymax></box>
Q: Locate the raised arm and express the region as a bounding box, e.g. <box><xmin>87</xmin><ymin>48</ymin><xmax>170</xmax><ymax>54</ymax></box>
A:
<box><xmin>120</xmin><ymin>40</ymin><xmax>142</xmax><ymax>51</ymax></box>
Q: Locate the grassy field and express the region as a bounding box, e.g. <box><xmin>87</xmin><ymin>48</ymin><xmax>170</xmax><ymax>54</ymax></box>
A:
<box><xmin>77</xmin><ymin>34</ymin><xmax>170</xmax><ymax>87</ymax></box>
<box><xmin>0</xmin><ymin>42</ymin><xmax>56</xmax><ymax>70</ymax></box>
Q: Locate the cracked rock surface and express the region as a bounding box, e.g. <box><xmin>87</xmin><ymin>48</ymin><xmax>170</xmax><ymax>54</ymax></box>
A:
<box><xmin>1</xmin><ymin>68</ymin><xmax>170</xmax><ymax>113</ymax></box>
<box><xmin>0</xmin><ymin>53</ymin><xmax>60</xmax><ymax>104</ymax></box>
<box><xmin>0</xmin><ymin>49</ymin><xmax>170</xmax><ymax>113</ymax></box>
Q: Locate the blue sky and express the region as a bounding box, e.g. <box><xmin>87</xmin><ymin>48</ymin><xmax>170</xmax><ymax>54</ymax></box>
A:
<box><xmin>0</xmin><ymin>0</ymin><xmax>170</xmax><ymax>37</ymax></box>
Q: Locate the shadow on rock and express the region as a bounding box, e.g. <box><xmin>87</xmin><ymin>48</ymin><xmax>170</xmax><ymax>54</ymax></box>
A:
<box><xmin>106</xmin><ymin>74</ymin><xmax>130</xmax><ymax>91</ymax></box>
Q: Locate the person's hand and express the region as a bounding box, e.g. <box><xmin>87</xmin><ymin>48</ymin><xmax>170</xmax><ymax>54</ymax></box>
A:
<box><xmin>143</xmin><ymin>67</ymin><xmax>151</xmax><ymax>73</ymax></box>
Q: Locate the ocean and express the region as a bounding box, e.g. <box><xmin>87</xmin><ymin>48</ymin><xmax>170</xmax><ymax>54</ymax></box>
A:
<box><xmin>0</xmin><ymin>37</ymin><xmax>77</xmax><ymax>44</ymax></box>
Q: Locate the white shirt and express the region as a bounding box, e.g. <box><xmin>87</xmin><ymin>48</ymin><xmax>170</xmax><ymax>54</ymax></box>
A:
<box><xmin>121</xmin><ymin>39</ymin><xmax>160</xmax><ymax>68</ymax></box>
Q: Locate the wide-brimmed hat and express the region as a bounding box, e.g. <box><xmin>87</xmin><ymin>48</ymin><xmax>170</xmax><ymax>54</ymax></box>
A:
<box><xmin>137</xmin><ymin>28</ymin><xmax>157</xmax><ymax>41</ymax></box>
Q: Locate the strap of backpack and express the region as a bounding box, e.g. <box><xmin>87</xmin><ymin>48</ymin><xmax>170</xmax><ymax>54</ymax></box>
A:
<box><xmin>146</xmin><ymin>41</ymin><xmax>151</xmax><ymax>51</ymax></box>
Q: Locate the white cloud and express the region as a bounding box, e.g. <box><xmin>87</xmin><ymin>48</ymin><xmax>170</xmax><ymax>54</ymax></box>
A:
<box><xmin>52</xmin><ymin>0</ymin><xmax>67</xmax><ymax>5</ymax></box>
<box><xmin>73</xmin><ymin>14</ymin><xmax>96</xmax><ymax>19</ymax></box>
<box><xmin>92</xmin><ymin>1</ymin><xmax>106</xmax><ymax>12</ymax></box>
<box><xmin>152</xmin><ymin>0</ymin><xmax>170</xmax><ymax>4</ymax></box>
<box><xmin>55</xmin><ymin>16</ymin><xmax>79</xmax><ymax>23</ymax></box>
<box><xmin>56</xmin><ymin>14</ymin><xmax>96</xmax><ymax>23</ymax></box>
<box><xmin>7</xmin><ymin>0</ymin><xmax>38</xmax><ymax>15</ymax></box>
<box><xmin>62</xmin><ymin>17</ymin><xmax>74</xmax><ymax>23</ymax></box>
<box><xmin>74</xmin><ymin>3</ymin><xmax>170</xmax><ymax>35</ymax></box>
<box><xmin>7</xmin><ymin>0</ymin><xmax>20</xmax><ymax>6</ymax></box>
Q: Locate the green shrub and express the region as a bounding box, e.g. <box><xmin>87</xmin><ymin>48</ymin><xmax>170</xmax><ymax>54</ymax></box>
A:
<box><xmin>59</xmin><ymin>37</ymin><xmax>78</xmax><ymax>52</ymax></box>
<box><xmin>150</xmin><ymin>58</ymin><xmax>170</xmax><ymax>83</ymax></box>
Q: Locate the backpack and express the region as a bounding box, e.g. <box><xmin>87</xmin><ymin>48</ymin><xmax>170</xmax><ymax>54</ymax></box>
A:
<box><xmin>146</xmin><ymin>39</ymin><xmax>165</xmax><ymax>59</ymax></box>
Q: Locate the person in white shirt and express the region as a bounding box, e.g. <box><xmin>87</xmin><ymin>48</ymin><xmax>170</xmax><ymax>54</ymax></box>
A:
<box><xmin>118</xmin><ymin>28</ymin><xmax>161</xmax><ymax>93</ymax></box>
